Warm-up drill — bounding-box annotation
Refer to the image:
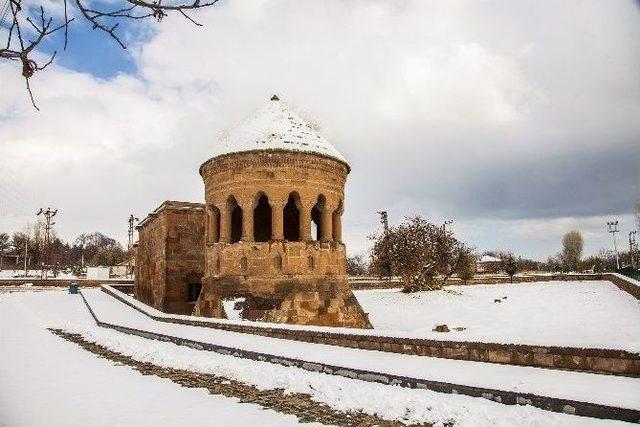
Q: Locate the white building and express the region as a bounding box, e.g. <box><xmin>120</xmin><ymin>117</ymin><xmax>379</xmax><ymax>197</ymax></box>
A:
<box><xmin>476</xmin><ymin>255</ymin><xmax>504</xmax><ymax>273</ymax></box>
<box><xmin>86</xmin><ymin>266</ymin><xmax>110</xmax><ymax>280</ymax></box>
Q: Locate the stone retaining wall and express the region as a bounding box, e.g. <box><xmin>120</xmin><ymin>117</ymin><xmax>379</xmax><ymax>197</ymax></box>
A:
<box><xmin>606</xmin><ymin>273</ymin><xmax>640</xmax><ymax>300</ymax></box>
<box><xmin>80</xmin><ymin>290</ymin><xmax>640</xmax><ymax>423</ymax></box>
<box><xmin>351</xmin><ymin>273</ymin><xmax>640</xmax><ymax>302</ymax></box>
<box><xmin>102</xmin><ymin>282</ymin><xmax>640</xmax><ymax>377</ymax></box>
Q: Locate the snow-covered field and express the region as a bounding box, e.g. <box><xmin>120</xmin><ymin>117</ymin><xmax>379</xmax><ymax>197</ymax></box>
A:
<box><xmin>0</xmin><ymin>268</ymin><xmax>78</xmax><ymax>279</ymax></box>
<box><xmin>355</xmin><ymin>280</ymin><xmax>640</xmax><ymax>351</ymax></box>
<box><xmin>0</xmin><ymin>291</ymin><xmax>307</xmax><ymax>427</ymax></box>
<box><xmin>2</xmin><ymin>290</ymin><xmax>634</xmax><ymax>427</ymax></box>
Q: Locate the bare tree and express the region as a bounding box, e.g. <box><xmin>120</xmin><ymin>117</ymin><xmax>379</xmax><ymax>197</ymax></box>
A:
<box><xmin>0</xmin><ymin>232</ymin><xmax>10</xmax><ymax>270</ymax></box>
<box><xmin>561</xmin><ymin>230</ymin><xmax>583</xmax><ymax>272</ymax></box>
<box><xmin>1</xmin><ymin>0</ymin><xmax>219</xmax><ymax>109</ymax></box>
<box><xmin>369</xmin><ymin>215</ymin><xmax>470</xmax><ymax>292</ymax></box>
<box><xmin>503</xmin><ymin>252</ymin><xmax>519</xmax><ymax>282</ymax></box>
<box><xmin>457</xmin><ymin>251</ymin><xmax>475</xmax><ymax>285</ymax></box>
<box><xmin>346</xmin><ymin>253</ymin><xmax>368</xmax><ymax>276</ymax></box>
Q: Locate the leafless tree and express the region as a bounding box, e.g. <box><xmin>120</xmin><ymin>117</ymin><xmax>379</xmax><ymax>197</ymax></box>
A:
<box><xmin>1</xmin><ymin>0</ymin><xmax>219</xmax><ymax>109</ymax></box>
<box><xmin>346</xmin><ymin>253</ymin><xmax>368</xmax><ymax>276</ymax></box>
<box><xmin>457</xmin><ymin>251</ymin><xmax>475</xmax><ymax>285</ymax></box>
<box><xmin>503</xmin><ymin>252</ymin><xmax>519</xmax><ymax>282</ymax></box>
<box><xmin>369</xmin><ymin>215</ymin><xmax>471</xmax><ymax>292</ymax></box>
<box><xmin>0</xmin><ymin>232</ymin><xmax>10</xmax><ymax>270</ymax></box>
<box><xmin>561</xmin><ymin>230</ymin><xmax>583</xmax><ymax>272</ymax></box>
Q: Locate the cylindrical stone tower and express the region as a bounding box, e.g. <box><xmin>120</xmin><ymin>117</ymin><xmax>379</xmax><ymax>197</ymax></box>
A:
<box><xmin>195</xmin><ymin>96</ymin><xmax>371</xmax><ymax>328</ymax></box>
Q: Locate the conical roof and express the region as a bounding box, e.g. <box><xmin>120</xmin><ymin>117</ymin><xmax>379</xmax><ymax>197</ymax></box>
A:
<box><xmin>209</xmin><ymin>96</ymin><xmax>348</xmax><ymax>165</ymax></box>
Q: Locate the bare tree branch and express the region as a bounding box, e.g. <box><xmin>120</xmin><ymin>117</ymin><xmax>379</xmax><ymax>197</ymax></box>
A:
<box><xmin>0</xmin><ymin>0</ymin><xmax>219</xmax><ymax>109</ymax></box>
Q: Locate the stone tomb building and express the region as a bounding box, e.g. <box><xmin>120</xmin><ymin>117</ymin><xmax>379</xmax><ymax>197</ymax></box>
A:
<box><xmin>135</xmin><ymin>96</ymin><xmax>371</xmax><ymax>328</ymax></box>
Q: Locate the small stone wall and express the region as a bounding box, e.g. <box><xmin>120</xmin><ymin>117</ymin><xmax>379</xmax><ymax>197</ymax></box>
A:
<box><xmin>103</xmin><ymin>281</ymin><xmax>640</xmax><ymax>377</ymax></box>
<box><xmin>350</xmin><ymin>273</ymin><xmax>640</xmax><ymax>301</ymax></box>
<box><xmin>81</xmin><ymin>289</ymin><xmax>640</xmax><ymax>424</ymax></box>
<box><xmin>606</xmin><ymin>273</ymin><xmax>640</xmax><ymax>300</ymax></box>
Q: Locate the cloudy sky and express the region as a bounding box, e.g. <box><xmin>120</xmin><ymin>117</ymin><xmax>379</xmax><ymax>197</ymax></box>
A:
<box><xmin>1</xmin><ymin>0</ymin><xmax>639</xmax><ymax>260</ymax></box>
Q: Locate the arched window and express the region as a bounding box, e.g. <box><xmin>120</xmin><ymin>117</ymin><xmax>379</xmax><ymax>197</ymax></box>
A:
<box><xmin>228</xmin><ymin>196</ymin><xmax>242</xmax><ymax>244</ymax></box>
<box><xmin>283</xmin><ymin>192</ymin><xmax>301</xmax><ymax>242</ymax></box>
<box><xmin>253</xmin><ymin>194</ymin><xmax>272</xmax><ymax>242</ymax></box>
<box><xmin>311</xmin><ymin>194</ymin><xmax>326</xmax><ymax>241</ymax></box>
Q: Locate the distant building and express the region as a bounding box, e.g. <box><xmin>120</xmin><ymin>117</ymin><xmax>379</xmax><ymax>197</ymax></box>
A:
<box><xmin>476</xmin><ymin>255</ymin><xmax>504</xmax><ymax>273</ymax></box>
<box><xmin>86</xmin><ymin>266</ymin><xmax>110</xmax><ymax>280</ymax></box>
<box><xmin>109</xmin><ymin>262</ymin><xmax>130</xmax><ymax>278</ymax></box>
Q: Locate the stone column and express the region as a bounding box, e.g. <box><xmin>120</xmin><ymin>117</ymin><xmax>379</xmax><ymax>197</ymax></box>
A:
<box><xmin>320</xmin><ymin>209</ymin><xmax>333</xmax><ymax>242</ymax></box>
<box><xmin>299</xmin><ymin>203</ymin><xmax>313</xmax><ymax>241</ymax></box>
<box><xmin>271</xmin><ymin>201</ymin><xmax>284</xmax><ymax>240</ymax></box>
<box><xmin>211</xmin><ymin>208</ymin><xmax>219</xmax><ymax>243</ymax></box>
<box><xmin>218</xmin><ymin>206</ymin><xmax>231</xmax><ymax>243</ymax></box>
<box><xmin>333</xmin><ymin>212</ymin><xmax>342</xmax><ymax>243</ymax></box>
<box><xmin>206</xmin><ymin>206</ymin><xmax>220</xmax><ymax>244</ymax></box>
<box><xmin>205</xmin><ymin>207</ymin><xmax>212</xmax><ymax>245</ymax></box>
<box><xmin>241</xmin><ymin>201</ymin><xmax>254</xmax><ymax>242</ymax></box>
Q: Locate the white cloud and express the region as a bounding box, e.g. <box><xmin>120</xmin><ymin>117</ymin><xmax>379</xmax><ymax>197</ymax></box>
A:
<box><xmin>1</xmin><ymin>0</ymin><xmax>638</xmax><ymax>259</ymax></box>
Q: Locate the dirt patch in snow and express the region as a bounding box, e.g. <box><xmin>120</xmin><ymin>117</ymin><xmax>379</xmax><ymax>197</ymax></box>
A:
<box><xmin>50</xmin><ymin>328</ymin><xmax>434</xmax><ymax>427</ymax></box>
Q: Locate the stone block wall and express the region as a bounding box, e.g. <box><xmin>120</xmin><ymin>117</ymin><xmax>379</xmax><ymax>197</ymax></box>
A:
<box><xmin>135</xmin><ymin>201</ymin><xmax>206</xmax><ymax>315</ymax></box>
<box><xmin>194</xmin><ymin>150</ymin><xmax>370</xmax><ymax>328</ymax></box>
<box><xmin>206</xmin><ymin>240</ymin><xmax>346</xmax><ymax>277</ymax></box>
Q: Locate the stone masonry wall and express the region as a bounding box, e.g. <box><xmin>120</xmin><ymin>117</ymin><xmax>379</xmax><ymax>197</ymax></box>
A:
<box><xmin>134</xmin><ymin>211</ymin><xmax>167</xmax><ymax>310</ymax></box>
<box><xmin>162</xmin><ymin>207</ymin><xmax>206</xmax><ymax>314</ymax></box>
<box><xmin>135</xmin><ymin>201</ymin><xmax>206</xmax><ymax>315</ymax></box>
<box><xmin>196</xmin><ymin>150</ymin><xmax>371</xmax><ymax>328</ymax></box>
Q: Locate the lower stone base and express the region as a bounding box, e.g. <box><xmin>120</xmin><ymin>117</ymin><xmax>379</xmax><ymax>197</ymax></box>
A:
<box><xmin>193</xmin><ymin>275</ymin><xmax>372</xmax><ymax>329</ymax></box>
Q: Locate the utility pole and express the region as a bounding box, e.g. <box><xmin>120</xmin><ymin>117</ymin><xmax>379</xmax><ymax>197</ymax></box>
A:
<box><xmin>23</xmin><ymin>239</ymin><xmax>28</xmax><ymax>277</ymax></box>
<box><xmin>377</xmin><ymin>210</ymin><xmax>389</xmax><ymax>233</ymax></box>
<box><xmin>606</xmin><ymin>220</ymin><xmax>620</xmax><ymax>270</ymax></box>
<box><xmin>37</xmin><ymin>207</ymin><xmax>58</xmax><ymax>280</ymax></box>
<box><xmin>630</xmin><ymin>231</ymin><xmax>638</xmax><ymax>269</ymax></box>
<box><xmin>127</xmin><ymin>214</ymin><xmax>139</xmax><ymax>278</ymax></box>
<box><xmin>376</xmin><ymin>210</ymin><xmax>392</xmax><ymax>279</ymax></box>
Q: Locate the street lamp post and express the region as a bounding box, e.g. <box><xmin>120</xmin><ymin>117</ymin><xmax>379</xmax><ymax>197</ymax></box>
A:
<box><xmin>127</xmin><ymin>214</ymin><xmax>139</xmax><ymax>278</ymax></box>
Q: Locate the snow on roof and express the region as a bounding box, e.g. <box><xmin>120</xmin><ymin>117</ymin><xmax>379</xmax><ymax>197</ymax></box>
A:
<box><xmin>479</xmin><ymin>255</ymin><xmax>503</xmax><ymax>263</ymax></box>
<box><xmin>208</xmin><ymin>95</ymin><xmax>347</xmax><ymax>165</ymax></box>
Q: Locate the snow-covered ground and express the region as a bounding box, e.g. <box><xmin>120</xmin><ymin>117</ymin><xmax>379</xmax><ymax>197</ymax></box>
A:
<box><xmin>82</xmin><ymin>288</ymin><xmax>640</xmax><ymax>409</ymax></box>
<box><xmin>0</xmin><ymin>268</ymin><xmax>79</xmax><ymax>279</ymax></box>
<box><xmin>0</xmin><ymin>291</ymin><xmax>307</xmax><ymax>427</ymax></box>
<box><xmin>355</xmin><ymin>281</ymin><xmax>640</xmax><ymax>351</ymax></box>
<box><xmin>1</xmin><ymin>290</ymin><xmax>634</xmax><ymax>427</ymax></box>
